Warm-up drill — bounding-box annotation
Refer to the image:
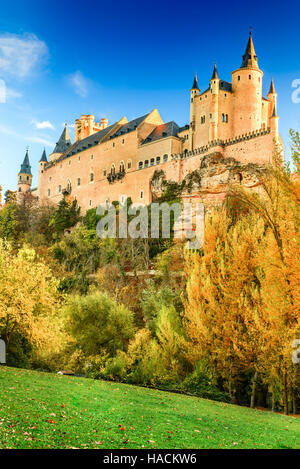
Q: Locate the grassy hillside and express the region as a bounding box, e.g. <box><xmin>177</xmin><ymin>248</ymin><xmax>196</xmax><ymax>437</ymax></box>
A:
<box><xmin>0</xmin><ymin>367</ymin><xmax>299</xmax><ymax>449</ymax></box>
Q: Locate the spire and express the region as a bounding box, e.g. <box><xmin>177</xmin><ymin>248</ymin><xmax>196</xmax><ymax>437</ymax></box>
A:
<box><xmin>211</xmin><ymin>63</ymin><xmax>219</xmax><ymax>80</ymax></box>
<box><xmin>268</xmin><ymin>78</ymin><xmax>276</xmax><ymax>94</ymax></box>
<box><xmin>191</xmin><ymin>73</ymin><xmax>199</xmax><ymax>90</ymax></box>
<box><xmin>241</xmin><ymin>32</ymin><xmax>259</xmax><ymax>69</ymax></box>
<box><xmin>40</xmin><ymin>148</ymin><xmax>48</xmax><ymax>163</ymax></box>
<box><xmin>53</xmin><ymin>122</ymin><xmax>72</xmax><ymax>154</ymax></box>
<box><xmin>19</xmin><ymin>150</ymin><xmax>32</xmax><ymax>175</ymax></box>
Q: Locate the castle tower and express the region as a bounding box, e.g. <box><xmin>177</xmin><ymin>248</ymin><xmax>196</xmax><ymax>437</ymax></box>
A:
<box><xmin>50</xmin><ymin>123</ymin><xmax>72</xmax><ymax>162</ymax></box>
<box><xmin>17</xmin><ymin>150</ymin><xmax>32</xmax><ymax>202</ymax></box>
<box><xmin>209</xmin><ymin>64</ymin><xmax>220</xmax><ymax>141</ymax></box>
<box><xmin>38</xmin><ymin>148</ymin><xmax>48</xmax><ymax>200</ymax></box>
<box><xmin>267</xmin><ymin>79</ymin><xmax>277</xmax><ymax>124</ymax></box>
<box><xmin>231</xmin><ymin>33</ymin><xmax>263</xmax><ymax>135</ymax></box>
<box><xmin>189</xmin><ymin>73</ymin><xmax>199</xmax><ymax>150</ymax></box>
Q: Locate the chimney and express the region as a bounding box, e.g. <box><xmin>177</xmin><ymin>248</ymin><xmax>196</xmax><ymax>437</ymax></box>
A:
<box><xmin>101</xmin><ymin>118</ymin><xmax>108</xmax><ymax>130</ymax></box>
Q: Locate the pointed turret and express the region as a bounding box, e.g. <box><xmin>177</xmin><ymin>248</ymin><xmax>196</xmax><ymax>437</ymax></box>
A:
<box><xmin>19</xmin><ymin>150</ymin><xmax>32</xmax><ymax>175</ymax></box>
<box><xmin>17</xmin><ymin>150</ymin><xmax>32</xmax><ymax>201</ymax></box>
<box><xmin>191</xmin><ymin>73</ymin><xmax>199</xmax><ymax>90</ymax></box>
<box><xmin>241</xmin><ymin>32</ymin><xmax>259</xmax><ymax>69</ymax></box>
<box><xmin>40</xmin><ymin>148</ymin><xmax>48</xmax><ymax>163</ymax></box>
<box><xmin>268</xmin><ymin>78</ymin><xmax>276</xmax><ymax>95</ymax></box>
<box><xmin>53</xmin><ymin>123</ymin><xmax>72</xmax><ymax>154</ymax></box>
<box><xmin>211</xmin><ymin>63</ymin><xmax>219</xmax><ymax>80</ymax></box>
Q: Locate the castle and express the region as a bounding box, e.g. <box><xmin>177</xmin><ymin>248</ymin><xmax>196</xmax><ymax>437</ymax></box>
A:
<box><xmin>17</xmin><ymin>33</ymin><xmax>282</xmax><ymax>210</ymax></box>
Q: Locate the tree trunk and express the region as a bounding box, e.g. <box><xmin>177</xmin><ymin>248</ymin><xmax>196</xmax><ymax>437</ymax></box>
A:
<box><xmin>292</xmin><ymin>391</ymin><xmax>297</xmax><ymax>415</ymax></box>
<box><xmin>283</xmin><ymin>372</ymin><xmax>289</xmax><ymax>415</ymax></box>
<box><xmin>250</xmin><ymin>371</ymin><xmax>258</xmax><ymax>409</ymax></box>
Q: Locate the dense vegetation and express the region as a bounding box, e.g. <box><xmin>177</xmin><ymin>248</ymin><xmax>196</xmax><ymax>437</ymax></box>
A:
<box><xmin>0</xmin><ymin>130</ymin><xmax>299</xmax><ymax>414</ymax></box>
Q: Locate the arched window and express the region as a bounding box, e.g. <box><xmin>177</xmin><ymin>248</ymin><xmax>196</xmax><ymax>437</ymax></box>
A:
<box><xmin>144</xmin><ymin>160</ymin><xmax>149</xmax><ymax>168</ymax></box>
<box><xmin>77</xmin><ymin>178</ymin><xmax>81</xmax><ymax>186</ymax></box>
<box><xmin>156</xmin><ymin>156</ymin><xmax>161</xmax><ymax>165</ymax></box>
<box><xmin>150</xmin><ymin>158</ymin><xmax>155</xmax><ymax>166</ymax></box>
<box><xmin>110</xmin><ymin>164</ymin><xmax>116</xmax><ymax>175</ymax></box>
<box><xmin>138</xmin><ymin>161</ymin><xmax>143</xmax><ymax>170</ymax></box>
<box><xmin>163</xmin><ymin>154</ymin><xmax>168</xmax><ymax>163</ymax></box>
<box><xmin>67</xmin><ymin>181</ymin><xmax>72</xmax><ymax>193</ymax></box>
<box><xmin>119</xmin><ymin>161</ymin><xmax>125</xmax><ymax>173</ymax></box>
<box><xmin>90</xmin><ymin>173</ymin><xmax>94</xmax><ymax>182</ymax></box>
<box><xmin>58</xmin><ymin>185</ymin><xmax>62</xmax><ymax>193</ymax></box>
<box><xmin>127</xmin><ymin>160</ymin><xmax>132</xmax><ymax>170</ymax></box>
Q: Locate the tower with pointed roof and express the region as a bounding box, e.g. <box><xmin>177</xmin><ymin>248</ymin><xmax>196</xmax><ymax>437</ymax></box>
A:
<box><xmin>17</xmin><ymin>150</ymin><xmax>32</xmax><ymax>201</ymax></box>
<box><xmin>209</xmin><ymin>63</ymin><xmax>220</xmax><ymax>141</ymax></box>
<box><xmin>189</xmin><ymin>73</ymin><xmax>199</xmax><ymax>150</ymax></box>
<box><xmin>231</xmin><ymin>32</ymin><xmax>263</xmax><ymax>135</ymax></box>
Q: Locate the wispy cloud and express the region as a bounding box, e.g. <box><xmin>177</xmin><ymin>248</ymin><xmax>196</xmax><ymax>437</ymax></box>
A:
<box><xmin>69</xmin><ymin>71</ymin><xmax>89</xmax><ymax>97</ymax></box>
<box><xmin>32</xmin><ymin>120</ymin><xmax>55</xmax><ymax>130</ymax></box>
<box><xmin>0</xmin><ymin>123</ymin><xmax>54</xmax><ymax>148</ymax></box>
<box><xmin>0</xmin><ymin>33</ymin><xmax>48</xmax><ymax>79</ymax></box>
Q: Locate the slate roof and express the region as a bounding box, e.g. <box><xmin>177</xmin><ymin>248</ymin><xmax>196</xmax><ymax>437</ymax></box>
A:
<box><xmin>19</xmin><ymin>150</ymin><xmax>32</xmax><ymax>175</ymax></box>
<box><xmin>53</xmin><ymin>125</ymin><xmax>72</xmax><ymax>154</ymax></box>
<box><xmin>241</xmin><ymin>32</ymin><xmax>258</xmax><ymax>69</ymax></box>
<box><xmin>64</xmin><ymin>123</ymin><xmax>116</xmax><ymax>157</ymax></box>
<box><xmin>110</xmin><ymin>114</ymin><xmax>150</xmax><ymax>138</ymax></box>
<box><xmin>40</xmin><ymin>148</ymin><xmax>48</xmax><ymax>162</ymax></box>
<box><xmin>142</xmin><ymin>121</ymin><xmax>180</xmax><ymax>144</ymax></box>
<box><xmin>219</xmin><ymin>80</ymin><xmax>232</xmax><ymax>92</ymax></box>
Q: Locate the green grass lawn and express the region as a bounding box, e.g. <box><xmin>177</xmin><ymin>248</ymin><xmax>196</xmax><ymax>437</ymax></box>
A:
<box><xmin>0</xmin><ymin>366</ymin><xmax>299</xmax><ymax>449</ymax></box>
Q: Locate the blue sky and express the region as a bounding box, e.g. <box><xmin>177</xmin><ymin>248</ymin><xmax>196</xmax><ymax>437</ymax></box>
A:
<box><xmin>0</xmin><ymin>0</ymin><xmax>300</xmax><ymax>195</ymax></box>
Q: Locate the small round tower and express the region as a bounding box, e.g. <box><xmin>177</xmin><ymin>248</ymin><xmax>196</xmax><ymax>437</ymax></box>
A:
<box><xmin>189</xmin><ymin>73</ymin><xmax>199</xmax><ymax>150</ymax></box>
<box><xmin>17</xmin><ymin>150</ymin><xmax>32</xmax><ymax>202</ymax></box>
<box><xmin>209</xmin><ymin>63</ymin><xmax>220</xmax><ymax>141</ymax></box>
<box><xmin>231</xmin><ymin>33</ymin><xmax>263</xmax><ymax>135</ymax></box>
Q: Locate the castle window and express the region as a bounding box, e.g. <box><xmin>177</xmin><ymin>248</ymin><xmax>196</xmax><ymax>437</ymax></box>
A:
<box><xmin>138</xmin><ymin>161</ymin><xmax>143</xmax><ymax>170</ymax></box>
<box><xmin>191</xmin><ymin>98</ymin><xmax>193</xmax><ymax>103</ymax></box>
<box><xmin>69</xmin><ymin>161</ymin><xmax>71</xmax><ymax>165</ymax></box>
<box><xmin>90</xmin><ymin>173</ymin><xmax>94</xmax><ymax>182</ymax></box>
<box><xmin>27</xmin><ymin>176</ymin><xmax>29</xmax><ymax>181</ymax></box>
<box><xmin>163</xmin><ymin>154</ymin><xmax>168</xmax><ymax>162</ymax></box>
<box><xmin>144</xmin><ymin>160</ymin><xmax>149</xmax><ymax>168</ymax></box>
<box><xmin>78</xmin><ymin>156</ymin><xmax>80</xmax><ymax>161</ymax></box>
<box><xmin>201</xmin><ymin>116</ymin><xmax>206</xmax><ymax>124</ymax></box>
<box><xmin>103</xmin><ymin>169</ymin><xmax>107</xmax><ymax>177</ymax></box>
<box><xmin>238</xmin><ymin>76</ymin><xmax>240</xmax><ymax>81</ymax></box>
<box><xmin>127</xmin><ymin>160</ymin><xmax>132</xmax><ymax>169</ymax></box>
<box><xmin>249</xmin><ymin>75</ymin><xmax>251</xmax><ymax>80</ymax></box>
<box><xmin>91</xmin><ymin>155</ymin><xmax>94</xmax><ymax>160</ymax></box>
<box><xmin>113</xmin><ymin>142</ymin><xmax>115</xmax><ymax>148</ymax></box>
<box><xmin>140</xmin><ymin>191</ymin><xmax>144</xmax><ymax>199</ymax></box>
<box><xmin>18</xmin><ymin>187</ymin><xmax>21</xmax><ymax>192</ymax></box>
<box><xmin>156</xmin><ymin>156</ymin><xmax>161</xmax><ymax>164</ymax></box>
<box><xmin>119</xmin><ymin>161</ymin><xmax>125</xmax><ymax>172</ymax></box>
<box><xmin>19</xmin><ymin>176</ymin><xmax>21</xmax><ymax>181</ymax></box>
<box><xmin>58</xmin><ymin>185</ymin><xmax>62</xmax><ymax>193</ymax></box>
<box><xmin>122</xmin><ymin>139</ymin><xmax>125</xmax><ymax>144</ymax></box>
<box><xmin>48</xmin><ymin>189</ymin><xmax>51</xmax><ymax>197</ymax></box>
<box><xmin>110</xmin><ymin>165</ymin><xmax>116</xmax><ymax>175</ymax></box>
<box><xmin>89</xmin><ymin>200</ymin><xmax>92</xmax><ymax>206</ymax></box>
<box><xmin>150</xmin><ymin>158</ymin><xmax>155</xmax><ymax>166</ymax></box>
<box><xmin>77</xmin><ymin>178</ymin><xmax>81</xmax><ymax>186</ymax></box>
<box><xmin>222</xmin><ymin>113</ymin><xmax>225</xmax><ymax>122</ymax></box>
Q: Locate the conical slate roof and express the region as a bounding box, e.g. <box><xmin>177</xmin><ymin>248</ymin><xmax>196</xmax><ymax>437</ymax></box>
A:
<box><xmin>241</xmin><ymin>32</ymin><xmax>259</xmax><ymax>69</ymax></box>
<box><xmin>53</xmin><ymin>123</ymin><xmax>72</xmax><ymax>154</ymax></box>
<box><xmin>211</xmin><ymin>63</ymin><xmax>219</xmax><ymax>80</ymax></box>
<box><xmin>268</xmin><ymin>78</ymin><xmax>276</xmax><ymax>94</ymax></box>
<box><xmin>40</xmin><ymin>148</ymin><xmax>48</xmax><ymax>162</ymax></box>
<box><xmin>19</xmin><ymin>150</ymin><xmax>32</xmax><ymax>175</ymax></box>
<box><xmin>191</xmin><ymin>73</ymin><xmax>199</xmax><ymax>90</ymax></box>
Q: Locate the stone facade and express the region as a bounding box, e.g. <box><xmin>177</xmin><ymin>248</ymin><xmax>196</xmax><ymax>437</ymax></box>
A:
<box><xmin>18</xmin><ymin>34</ymin><xmax>283</xmax><ymax>211</ymax></box>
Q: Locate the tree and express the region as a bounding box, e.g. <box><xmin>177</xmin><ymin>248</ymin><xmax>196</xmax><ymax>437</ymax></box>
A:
<box><xmin>65</xmin><ymin>292</ymin><xmax>136</xmax><ymax>357</ymax></box>
<box><xmin>0</xmin><ymin>241</ymin><xmax>62</xmax><ymax>356</ymax></box>
<box><xmin>49</xmin><ymin>196</ymin><xmax>81</xmax><ymax>236</ymax></box>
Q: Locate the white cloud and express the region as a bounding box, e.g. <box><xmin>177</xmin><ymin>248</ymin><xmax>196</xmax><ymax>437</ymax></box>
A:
<box><xmin>32</xmin><ymin>120</ymin><xmax>55</xmax><ymax>130</ymax></box>
<box><xmin>6</xmin><ymin>88</ymin><xmax>22</xmax><ymax>99</ymax></box>
<box><xmin>0</xmin><ymin>123</ymin><xmax>54</xmax><ymax>148</ymax></box>
<box><xmin>0</xmin><ymin>33</ymin><xmax>48</xmax><ymax>79</ymax></box>
<box><xmin>69</xmin><ymin>71</ymin><xmax>88</xmax><ymax>97</ymax></box>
